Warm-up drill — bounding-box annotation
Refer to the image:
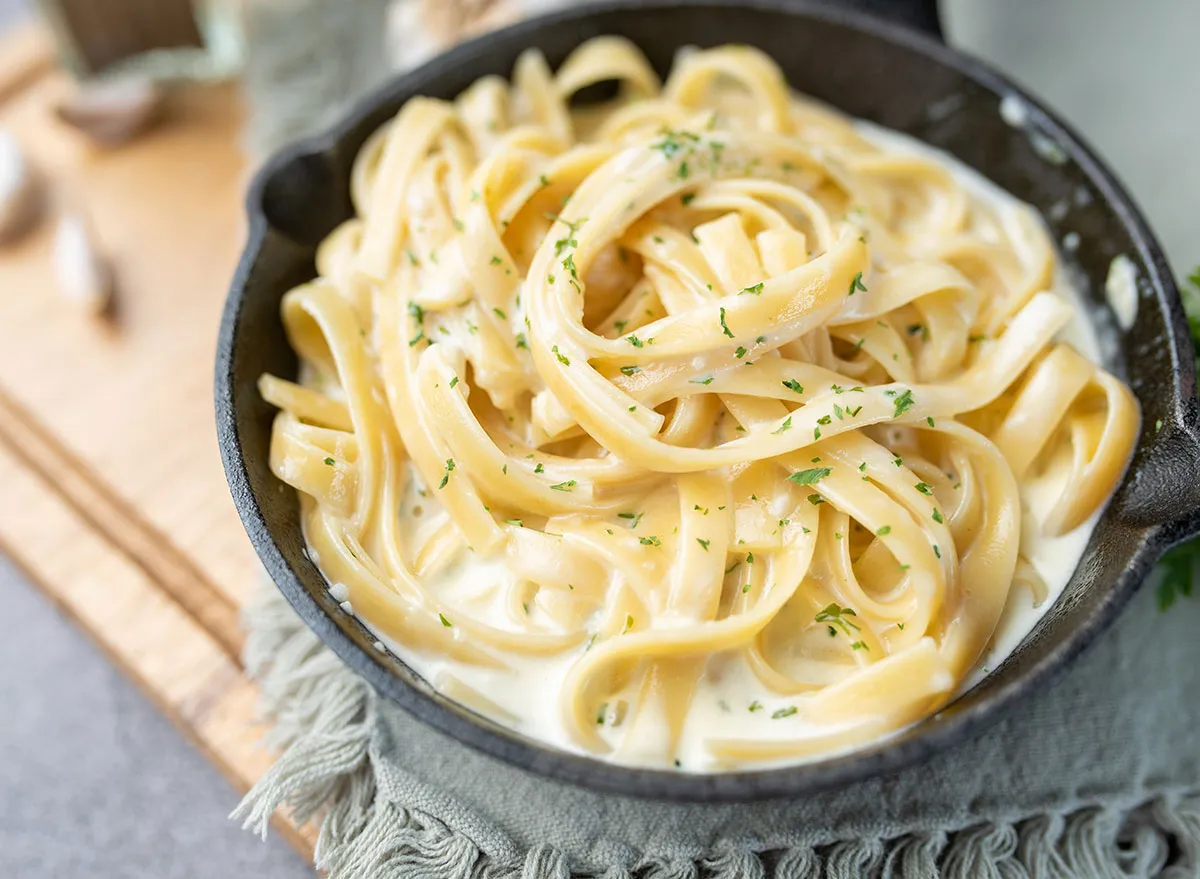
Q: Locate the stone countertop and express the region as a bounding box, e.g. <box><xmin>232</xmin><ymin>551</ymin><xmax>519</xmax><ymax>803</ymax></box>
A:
<box><xmin>0</xmin><ymin>0</ymin><xmax>1195</xmax><ymax>876</ymax></box>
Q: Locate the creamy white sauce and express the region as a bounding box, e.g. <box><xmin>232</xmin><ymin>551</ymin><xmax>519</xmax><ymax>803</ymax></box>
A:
<box><xmin>341</xmin><ymin>123</ymin><xmax>1112</xmax><ymax>772</ymax></box>
<box><xmin>1106</xmin><ymin>254</ymin><xmax>1139</xmax><ymax>330</ymax></box>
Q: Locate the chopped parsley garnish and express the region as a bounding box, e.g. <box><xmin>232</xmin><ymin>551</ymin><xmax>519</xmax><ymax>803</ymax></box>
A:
<box><xmin>932</xmin><ymin>509</ymin><xmax>945</xmax><ymax>524</ymax></box>
<box><xmin>815</xmin><ymin>603</ymin><xmax>860</xmax><ymax>637</ymax></box>
<box><xmin>788</xmin><ymin>467</ymin><xmax>831</xmax><ymax>485</ymax></box>
<box><xmin>876</xmin><ymin>526</ymin><xmax>892</xmax><ymax>536</ymax></box>
<box><xmin>739</xmin><ymin>282</ymin><xmax>764</xmax><ymax>296</ymax></box>
<box><xmin>771</xmin><ymin>706</ymin><xmax>798</xmax><ymax>719</ymax></box>
<box><xmin>439</xmin><ymin>612</ymin><xmax>452</xmax><ymax>627</ymax></box>
<box><xmin>408</xmin><ymin>329</ymin><xmax>426</xmax><ymax>347</ymax></box>
<box><xmin>627</xmin><ymin>334</ymin><xmax>645</xmax><ymax>348</ymax></box>
<box><xmin>746</xmin><ymin>552</ymin><xmax>754</xmax><ymax>564</ymax></box>
<box><xmin>807</xmin><ymin>494</ymin><xmax>824</xmax><ymax>505</ymax></box>
<box><xmin>596</xmin><ymin>703</ymin><xmax>608</xmax><ymax>725</ymax></box>
<box><xmin>407</xmin><ymin>301</ymin><xmax>424</xmax><ymax>323</ymax></box>
<box><xmin>549</xmin><ymin>480</ymin><xmax>577</xmax><ymax>492</ymax></box>
<box><xmin>624</xmin><ymin>614</ymin><xmax>634</xmax><ymax>632</ymax></box>
<box><xmin>748</xmin><ymin>701</ymin><xmax>764</xmax><ymax>713</ymax></box>
<box><xmin>449</xmin><ymin>376</ymin><xmax>459</xmax><ymax>388</ymax></box>
<box><xmin>886</xmin><ymin>388</ymin><xmax>916</xmax><ymax>418</ymax></box>
<box><xmin>915</xmin><ymin>482</ymin><xmax>933</xmax><ymax>495</ymax></box>
<box><xmin>848</xmin><ymin>272</ymin><xmax>868</xmax><ymax>295</ymax></box>
<box><xmin>696</xmin><ymin>538</ymin><xmax>710</xmax><ymax>551</ymax></box>
<box><xmin>620</xmin><ymin>365</ymin><xmax>640</xmax><ymax>376</ymax></box>
<box><xmin>538</xmin><ymin>173</ymin><xmax>551</xmax><ymax>187</ymax></box>
<box><xmin>534</xmin><ymin>463</ymin><xmax>544</xmax><ymax>474</ymax></box>
<box><xmin>515</xmin><ymin>332</ymin><xmax>529</xmax><ymax>350</ymax></box>
<box><xmin>493</xmin><ymin>307</ymin><xmax>507</xmax><ymax>319</ymax></box>
<box><xmin>438</xmin><ymin>458</ymin><xmax>455</xmax><ymax>489</ymax></box>
<box><xmin>719</xmin><ymin>307</ymin><xmax>734</xmax><ymax>338</ymax></box>
<box><xmin>681</xmin><ymin>192</ymin><xmax>696</xmax><ymax>206</ymax></box>
<box><xmin>639</xmin><ymin>535</ymin><xmax>662</xmax><ymax>546</ymax></box>
<box><xmin>504</xmin><ymin>518</ymin><xmax>523</xmax><ymax>526</ymax></box>
<box><xmin>405</xmin><ymin>248</ymin><xmax>420</xmax><ymax>266</ymax></box>
<box><xmin>851</xmin><ymin>641</ymin><xmax>869</xmax><ymax>651</ymax></box>
<box><xmin>650</xmin><ymin>129</ymin><xmax>699</xmax><ymax>158</ymax></box>
<box><xmin>927</xmin><ymin>416</ymin><xmax>936</xmax><ymax>428</ymax></box>
<box><xmin>735</xmin><ymin>346</ymin><xmax>748</xmax><ymax>359</ymax></box>
<box><xmin>552</xmin><ymin>345</ymin><xmax>570</xmax><ymax>366</ymax></box>
<box><xmin>772</xmin><ymin>416</ymin><xmax>792</xmax><ymax>434</ymax></box>
<box><xmin>933</xmin><ymin>545</ymin><xmax>942</xmax><ymax>559</ymax></box>
<box><xmin>782</xmin><ymin>379</ymin><xmax>804</xmax><ymax>394</ymax></box>
<box><xmin>323</xmin><ymin>457</ymin><xmax>335</xmax><ymax>466</ymax></box>
<box><xmin>691</xmin><ymin>375</ymin><xmax>714</xmax><ymax>385</ymax></box>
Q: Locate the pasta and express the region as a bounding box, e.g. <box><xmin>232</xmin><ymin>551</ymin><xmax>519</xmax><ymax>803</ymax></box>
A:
<box><xmin>260</xmin><ymin>38</ymin><xmax>1139</xmax><ymax>770</ymax></box>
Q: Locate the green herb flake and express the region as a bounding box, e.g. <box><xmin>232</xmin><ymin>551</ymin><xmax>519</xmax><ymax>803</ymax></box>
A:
<box><xmin>739</xmin><ymin>282</ymin><xmax>765</xmax><ymax>296</ymax></box>
<box><xmin>848</xmin><ymin>271</ymin><xmax>868</xmax><ymax>295</ymax></box>
<box><xmin>439</xmin><ymin>612</ymin><xmax>453</xmax><ymax>628</ymax></box>
<box><xmin>620</xmin><ymin>365</ymin><xmax>640</xmax><ymax>376</ymax></box>
<box><xmin>696</xmin><ymin>538</ymin><xmax>711</xmax><ymax>551</ymax></box>
<box><xmin>681</xmin><ymin>192</ymin><xmax>696</xmax><ymax>206</ymax></box>
<box><xmin>438</xmin><ymin>459</ymin><xmax>456</xmax><ymax>489</ymax></box>
<box><xmin>627</xmin><ymin>334</ymin><xmax>645</xmax><ymax>348</ymax></box>
<box><xmin>876</xmin><ymin>525</ymin><xmax>892</xmax><ymax>536</ymax></box>
<box><xmin>932</xmin><ymin>509</ymin><xmax>945</xmax><ymax>524</ymax></box>
<box><xmin>815</xmin><ymin>603</ymin><xmax>860</xmax><ymax>637</ymax></box>
<box><xmin>788</xmin><ymin>467</ymin><xmax>831</xmax><ymax>485</ymax></box>
<box><xmin>449</xmin><ymin>376</ymin><xmax>459</xmax><ymax>388</ymax></box>
<box><xmin>915</xmin><ymin>482</ymin><xmax>933</xmax><ymax>495</ymax></box>
<box><xmin>552</xmin><ymin>345</ymin><xmax>570</xmax><ymax>366</ymax></box>
<box><xmin>719</xmin><ymin>307</ymin><xmax>734</xmax><ymax>338</ymax></box>
<box><xmin>323</xmin><ymin>457</ymin><xmax>335</xmax><ymax>466</ymax></box>
<box><xmin>885</xmin><ymin>388</ymin><xmax>916</xmax><ymax>418</ymax></box>
<box><xmin>504</xmin><ymin>518</ymin><xmax>523</xmax><ymax>526</ymax></box>
<box><xmin>782</xmin><ymin>379</ymin><xmax>804</xmax><ymax>394</ymax></box>
<box><xmin>550</xmin><ymin>480</ymin><xmax>577</xmax><ymax>492</ymax></box>
<box><xmin>748</xmin><ymin>701</ymin><xmax>764</xmax><ymax>713</ymax></box>
<box><xmin>735</xmin><ymin>346</ymin><xmax>748</xmax><ymax>359</ymax></box>
<box><xmin>639</xmin><ymin>535</ymin><xmax>662</xmax><ymax>546</ymax></box>
<box><xmin>771</xmin><ymin>706</ymin><xmax>798</xmax><ymax>719</ymax></box>
<box><xmin>807</xmin><ymin>494</ymin><xmax>824</xmax><ymax>505</ymax></box>
<box><xmin>691</xmin><ymin>375</ymin><xmax>714</xmax><ymax>385</ymax></box>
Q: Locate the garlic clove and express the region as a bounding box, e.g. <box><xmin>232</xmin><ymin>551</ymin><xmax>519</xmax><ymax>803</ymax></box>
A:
<box><xmin>0</xmin><ymin>128</ymin><xmax>40</xmax><ymax>243</ymax></box>
<box><xmin>53</xmin><ymin>214</ymin><xmax>113</xmax><ymax>316</ymax></box>
<box><xmin>55</xmin><ymin>77</ymin><xmax>164</xmax><ymax>146</ymax></box>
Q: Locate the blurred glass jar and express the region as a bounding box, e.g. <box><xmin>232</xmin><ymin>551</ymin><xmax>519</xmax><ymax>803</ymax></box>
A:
<box><xmin>36</xmin><ymin>0</ymin><xmax>245</xmax><ymax>82</ymax></box>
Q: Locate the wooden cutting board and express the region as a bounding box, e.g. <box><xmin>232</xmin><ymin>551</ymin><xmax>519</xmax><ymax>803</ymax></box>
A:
<box><xmin>0</xmin><ymin>21</ymin><xmax>315</xmax><ymax>859</ymax></box>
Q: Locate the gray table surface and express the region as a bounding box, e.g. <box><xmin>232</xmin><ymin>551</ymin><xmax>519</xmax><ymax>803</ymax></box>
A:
<box><xmin>1</xmin><ymin>0</ymin><xmax>1196</xmax><ymax>876</ymax></box>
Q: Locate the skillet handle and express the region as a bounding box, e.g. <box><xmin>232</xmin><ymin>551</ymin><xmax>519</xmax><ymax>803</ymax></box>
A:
<box><xmin>1119</xmin><ymin>401</ymin><xmax>1200</xmax><ymax>548</ymax></box>
<box><xmin>841</xmin><ymin>0</ymin><xmax>943</xmax><ymax>39</ymax></box>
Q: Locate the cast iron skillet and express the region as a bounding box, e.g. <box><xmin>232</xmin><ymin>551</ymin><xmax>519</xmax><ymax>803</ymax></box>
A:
<box><xmin>216</xmin><ymin>0</ymin><xmax>1200</xmax><ymax>802</ymax></box>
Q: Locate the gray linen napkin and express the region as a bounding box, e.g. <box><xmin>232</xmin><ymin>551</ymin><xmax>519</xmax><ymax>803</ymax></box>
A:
<box><xmin>233</xmin><ymin>2</ymin><xmax>1200</xmax><ymax>875</ymax></box>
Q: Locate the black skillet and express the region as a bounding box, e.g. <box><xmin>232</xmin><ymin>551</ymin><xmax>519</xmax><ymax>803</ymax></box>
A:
<box><xmin>215</xmin><ymin>0</ymin><xmax>1200</xmax><ymax>802</ymax></box>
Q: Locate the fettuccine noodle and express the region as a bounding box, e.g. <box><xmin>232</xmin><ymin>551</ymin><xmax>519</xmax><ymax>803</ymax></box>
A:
<box><xmin>260</xmin><ymin>39</ymin><xmax>1139</xmax><ymax>770</ymax></box>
